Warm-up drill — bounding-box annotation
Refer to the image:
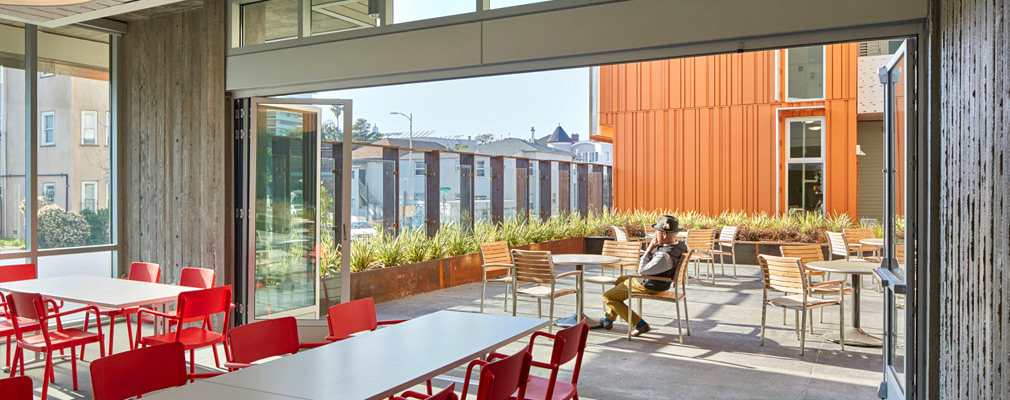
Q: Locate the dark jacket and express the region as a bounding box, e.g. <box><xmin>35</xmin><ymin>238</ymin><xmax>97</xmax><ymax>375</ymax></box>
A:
<box><xmin>637</xmin><ymin>241</ymin><xmax>689</xmax><ymax>291</ymax></box>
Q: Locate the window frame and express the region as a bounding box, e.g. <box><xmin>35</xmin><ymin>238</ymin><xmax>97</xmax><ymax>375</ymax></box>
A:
<box><xmin>41</xmin><ymin>111</ymin><xmax>55</xmax><ymax>146</ymax></box>
<box><xmin>784</xmin><ymin>46</ymin><xmax>827</xmax><ymax>102</ymax></box>
<box><xmin>43</xmin><ymin>183</ymin><xmax>55</xmax><ymax>203</ymax></box>
<box><xmin>82</xmin><ymin>110</ymin><xmax>98</xmax><ymax>146</ymax></box>
<box><xmin>414</xmin><ymin>160</ymin><xmax>424</xmax><ymax>176</ymax></box>
<box><xmin>105</xmin><ymin>111</ymin><xmax>111</xmax><ymax>146</ymax></box>
<box><xmin>783</xmin><ymin>116</ymin><xmax>827</xmax><ymax>213</ymax></box>
<box><xmin>82</xmin><ymin>181</ymin><xmax>99</xmax><ymax>211</ymax></box>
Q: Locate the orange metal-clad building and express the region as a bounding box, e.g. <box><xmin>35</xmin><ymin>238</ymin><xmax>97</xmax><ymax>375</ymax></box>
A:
<box><xmin>597</xmin><ymin>42</ymin><xmax>893</xmax><ymax>219</ymax></box>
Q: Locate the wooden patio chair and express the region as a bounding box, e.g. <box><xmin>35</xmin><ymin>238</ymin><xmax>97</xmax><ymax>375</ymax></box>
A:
<box><xmin>779</xmin><ymin>244</ymin><xmax>851</xmax><ymax>326</ymax></box>
<box><xmin>685</xmin><ymin>229</ymin><xmax>717</xmax><ymax>284</ymax></box>
<box><xmin>479</xmin><ymin>241</ymin><xmax>514</xmax><ymax>313</ymax></box>
<box><xmin>825</xmin><ymin>231</ymin><xmax>860</xmax><ymax>261</ymax></box>
<box><xmin>510</xmin><ymin>250</ymin><xmax>582</xmax><ymax>333</ymax></box>
<box><xmin>710</xmin><ymin>226</ymin><xmax>738</xmax><ymax>279</ymax></box>
<box><xmin>843</xmin><ymin>228</ymin><xmax>881</xmax><ymax>261</ymax></box>
<box><xmin>584</xmin><ymin>241</ymin><xmax>640</xmax><ymax>308</ymax></box>
<box><xmin>624</xmin><ymin>251</ymin><xmax>693</xmax><ymax>342</ymax></box>
<box><xmin>758</xmin><ymin>255</ymin><xmax>845</xmax><ymax>355</ymax></box>
<box><xmin>612</xmin><ymin>226</ymin><xmax>630</xmax><ymax>242</ymax></box>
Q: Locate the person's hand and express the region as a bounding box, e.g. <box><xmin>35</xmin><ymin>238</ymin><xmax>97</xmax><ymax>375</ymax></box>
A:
<box><xmin>647</xmin><ymin>236</ymin><xmax>659</xmax><ymax>251</ymax></box>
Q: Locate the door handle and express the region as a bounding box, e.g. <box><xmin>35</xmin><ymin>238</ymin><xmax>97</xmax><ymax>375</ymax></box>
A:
<box><xmin>874</xmin><ymin>266</ymin><xmax>906</xmax><ymax>295</ymax></box>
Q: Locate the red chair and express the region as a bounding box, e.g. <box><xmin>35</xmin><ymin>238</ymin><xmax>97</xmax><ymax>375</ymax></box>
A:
<box><xmin>393</xmin><ymin>383</ymin><xmax>458</xmax><ymax>400</ymax></box>
<box><xmin>225</xmin><ymin>316</ymin><xmax>328</xmax><ymax>371</ymax></box>
<box><xmin>90</xmin><ymin>342</ymin><xmax>222</xmax><ymax>400</ymax></box>
<box><xmin>83</xmin><ymin>262</ymin><xmax>161</xmax><ymax>357</ymax></box>
<box><xmin>135</xmin><ymin>285</ymin><xmax>233</xmax><ymax>374</ymax></box>
<box><xmin>325</xmin><ymin>298</ymin><xmax>406</xmax><ymax>342</ymax></box>
<box><xmin>518</xmin><ymin>320</ymin><xmax>590</xmax><ymax>400</ymax></box>
<box><xmin>140</xmin><ymin>267</ymin><xmax>216</xmax><ymax>327</ymax></box>
<box><xmin>6</xmin><ymin>291</ymin><xmax>104</xmax><ymax>400</ymax></box>
<box><xmin>0</xmin><ymin>375</ymin><xmax>32</xmax><ymax>400</ymax></box>
<box><xmin>0</xmin><ymin>264</ymin><xmax>56</xmax><ymax>369</ymax></box>
<box><xmin>461</xmin><ymin>350</ymin><xmax>532</xmax><ymax>400</ymax></box>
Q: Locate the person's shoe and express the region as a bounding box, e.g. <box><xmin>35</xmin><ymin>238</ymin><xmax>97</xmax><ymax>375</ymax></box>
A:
<box><xmin>631</xmin><ymin>322</ymin><xmax>651</xmax><ymax>337</ymax></box>
<box><xmin>591</xmin><ymin>318</ymin><xmax>614</xmax><ymax>330</ymax></box>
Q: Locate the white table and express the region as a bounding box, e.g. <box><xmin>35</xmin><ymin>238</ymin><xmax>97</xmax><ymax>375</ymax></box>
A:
<box><xmin>859</xmin><ymin>238</ymin><xmax>884</xmax><ymax>247</ymax></box>
<box><xmin>160</xmin><ymin>311</ymin><xmax>546</xmax><ymax>400</ymax></box>
<box><xmin>806</xmin><ymin>260</ymin><xmax>882</xmax><ymax>347</ymax></box>
<box><xmin>552</xmin><ymin>254</ymin><xmax>621</xmax><ymax>327</ymax></box>
<box><xmin>144</xmin><ymin>381</ymin><xmax>300</xmax><ymax>400</ymax></box>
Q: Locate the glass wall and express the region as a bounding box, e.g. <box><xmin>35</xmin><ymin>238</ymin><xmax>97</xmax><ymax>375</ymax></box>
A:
<box><xmin>528</xmin><ymin>162</ymin><xmax>539</xmax><ymax>217</ymax></box>
<box><xmin>786</xmin><ymin>46</ymin><xmax>825</xmax><ymax>101</ymax></box>
<box><xmin>350</xmin><ymin>144</ymin><xmax>386</xmax><ymax>241</ymax></box>
<box><xmin>0</xmin><ymin>24</ymin><xmax>26</xmax><ymax>253</ymax></box>
<box><xmin>549</xmin><ymin>162</ymin><xmax>559</xmax><ymax>215</ymax></box>
<box><xmin>439</xmin><ymin>152</ymin><xmax>460</xmax><ymax>226</ymax></box>
<box><xmin>36</xmin><ymin>29</ymin><xmax>112</xmax><ymax>249</ymax></box>
<box><xmin>503</xmin><ymin>158</ymin><xmax>516</xmax><ymax>220</ymax></box>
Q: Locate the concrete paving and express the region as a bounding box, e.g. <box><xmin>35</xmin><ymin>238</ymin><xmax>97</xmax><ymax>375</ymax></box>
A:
<box><xmin>10</xmin><ymin>262</ymin><xmax>884</xmax><ymax>399</ymax></box>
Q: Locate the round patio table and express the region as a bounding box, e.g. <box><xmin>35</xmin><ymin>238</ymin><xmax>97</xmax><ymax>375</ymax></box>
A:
<box><xmin>806</xmin><ymin>260</ymin><xmax>883</xmax><ymax>347</ymax></box>
<box><xmin>551</xmin><ymin>254</ymin><xmax>621</xmax><ymax>328</ymax></box>
<box><xmin>860</xmin><ymin>238</ymin><xmax>884</xmax><ymax>247</ymax></box>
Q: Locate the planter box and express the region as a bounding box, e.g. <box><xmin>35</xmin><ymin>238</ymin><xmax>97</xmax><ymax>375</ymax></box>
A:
<box><xmin>350</xmin><ymin>237</ymin><xmax>586</xmax><ymax>304</ymax></box>
<box><xmin>730</xmin><ymin>241</ymin><xmax>829</xmax><ymax>265</ymax></box>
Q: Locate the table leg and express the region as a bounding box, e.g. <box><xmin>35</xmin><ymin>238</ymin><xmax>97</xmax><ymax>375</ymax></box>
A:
<box><xmin>823</xmin><ymin>273</ymin><xmax>882</xmax><ymax>347</ymax></box>
<box><xmin>553</xmin><ymin>264</ymin><xmax>586</xmax><ymax>328</ymax></box>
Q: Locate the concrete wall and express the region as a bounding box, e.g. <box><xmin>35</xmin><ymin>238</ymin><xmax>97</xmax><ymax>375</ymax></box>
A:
<box><xmin>938</xmin><ymin>0</ymin><xmax>1010</xmax><ymax>397</ymax></box>
<box><xmin>119</xmin><ymin>0</ymin><xmax>229</xmax><ymax>286</ymax></box>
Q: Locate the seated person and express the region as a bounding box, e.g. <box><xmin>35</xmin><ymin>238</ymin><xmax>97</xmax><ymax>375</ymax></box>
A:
<box><xmin>594</xmin><ymin>215</ymin><xmax>688</xmax><ymax>336</ymax></box>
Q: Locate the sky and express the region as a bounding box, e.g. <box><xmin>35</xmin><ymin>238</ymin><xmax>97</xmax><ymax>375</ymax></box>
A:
<box><xmin>313</xmin><ymin>67</ymin><xmax>591</xmax><ymax>142</ymax></box>
<box><xmin>302</xmin><ymin>0</ymin><xmax>590</xmax><ymax>142</ymax></box>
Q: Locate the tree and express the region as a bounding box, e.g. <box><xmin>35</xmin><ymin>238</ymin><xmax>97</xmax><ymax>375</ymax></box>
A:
<box><xmin>475</xmin><ymin>133</ymin><xmax>496</xmax><ymax>145</ymax></box>
<box><xmin>81</xmin><ymin>208</ymin><xmax>111</xmax><ymax>246</ymax></box>
<box><xmin>37</xmin><ymin>204</ymin><xmax>88</xmax><ymax>248</ymax></box>
<box><xmin>352</xmin><ymin>118</ymin><xmax>383</xmax><ymax>143</ymax></box>
<box><xmin>322</xmin><ymin>120</ymin><xmax>341</xmax><ymax>142</ymax></box>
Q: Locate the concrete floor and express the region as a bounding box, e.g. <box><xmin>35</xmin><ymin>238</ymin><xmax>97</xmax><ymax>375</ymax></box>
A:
<box><xmin>10</xmin><ymin>262</ymin><xmax>884</xmax><ymax>399</ymax></box>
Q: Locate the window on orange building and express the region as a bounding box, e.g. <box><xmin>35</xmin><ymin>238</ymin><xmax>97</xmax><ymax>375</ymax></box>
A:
<box><xmin>786</xmin><ymin>46</ymin><xmax>825</xmax><ymax>101</ymax></box>
<box><xmin>785</xmin><ymin>118</ymin><xmax>825</xmax><ymax>213</ymax></box>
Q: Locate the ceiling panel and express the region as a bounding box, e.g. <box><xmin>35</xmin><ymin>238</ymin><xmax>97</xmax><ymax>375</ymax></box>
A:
<box><xmin>0</xmin><ymin>0</ymin><xmax>190</xmax><ymax>28</ymax></box>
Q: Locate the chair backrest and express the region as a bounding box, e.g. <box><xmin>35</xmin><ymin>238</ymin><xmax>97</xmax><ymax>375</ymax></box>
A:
<box><xmin>779</xmin><ymin>244</ymin><xmax>825</xmax><ymax>265</ymax></box>
<box><xmin>228</xmin><ymin>316</ymin><xmax>300</xmax><ymax>364</ymax></box>
<box><xmin>825</xmin><ymin>231</ymin><xmax>849</xmax><ymax>258</ymax></box>
<box><xmin>510</xmin><ymin>250</ymin><xmax>555</xmax><ymax>285</ymax></box>
<box><xmin>686</xmin><ymin>229</ymin><xmax>716</xmax><ymax>251</ymax></box>
<box><xmin>0</xmin><ymin>264</ymin><xmax>36</xmax><ymax>284</ymax></box>
<box><xmin>843</xmin><ymin>228</ymin><xmax>876</xmax><ymax>243</ymax></box>
<box><xmin>128</xmin><ymin>262</ymin><xmax>161</xmax><ymax>283</ymax></box>
<box><xmin>327</xmin><ymin>298</ymin><xmax>379</xmax><ymax>339</ymax></box>
<box><xmin>600</xmin><ymin>240</ymin><xmax>641</xmax><ymax>269</ymax></box>
<box><xmin>480</xmin><ymin>241</ymin><xmax>511</xmax><ymax>266</ymax></box>
<box><xmin>718</xmin><ymin>226</ymin><xmax>738</xmax><ymax>245</ymax></box>
<box><xmin>180</xmin><ymin>267</ymin><xmax>216</xmax><ymax>289</ymax></box>
<box><xmin>476</xmin><ymin>350</ymin><xmax>532</xmax><ymax>400</ymax></box>
<box><xmin>176</xmin><ymin>285</ymin><xmax>232</xmax><ymax>325</ymax></box>
<box><xmin>0</xmin><ymin>376</ymin><xmax>33</xmax><ymax>400</ymax></box>
<box><xmin>612</xmin><ymin>226</ymin><xmax>629</xmax><ymax>241</ymax></box>
<box><xmin>426</xmin><ymin>383</ymin><xmax>458</xmax><ymax>400</ymax></box>
<box><xmin>6</xmin><ymin>291</ymin><xmax>47</xmax><ymax>324</ymax></box>
<box><xmin>674</xmin><ymin>250</ymin><xmax>692</xmax><ymax>288</ymax></box>
<box><xmin>547</xmin><ymin>320</ymin><xmax>589</xmax><ymax>385</ymax></box>
<box><xmin>758</xmin><ymin>255</ymin><xmax>808</xmax><ymax>295</ymax></box>
<box><xmin>90</xmin><ymin>342</ymin><xmax>189</xmax><ymax>400</ymax></box>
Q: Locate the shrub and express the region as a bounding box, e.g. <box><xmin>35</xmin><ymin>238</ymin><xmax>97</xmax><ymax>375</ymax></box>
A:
<box><xmin>37</xmin><ymin>204</ymin><xmax>88</xmax><ymax>248</ymax></box>
<box><xmin>81</xmin><ymin>208</ymin><xmax>111</xmax><ymax>246</ymax></box>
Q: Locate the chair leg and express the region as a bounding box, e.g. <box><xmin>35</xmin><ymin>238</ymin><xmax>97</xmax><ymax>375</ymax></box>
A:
<box><xmin>9</xmin><ymin>348</ymin><xmax>20</xmax><ymax>378</ymax></box>
<box><xmin>809</xmin><ymin>310</ymin><xmax>815</xmax><ymax>334</ymax></box>
<box><xmin>126</xmin><ymin>314</ymin><xmax>135</xmax><ymax>351</ymax></box>
<box><xmin>107</xmin><ymin>314</ymin><xmax>116</xmax><ymax>356</ymax></box>
<box><xmin>675</xmin><ymin>300</ymin><xmax>684</xmax><ymax>344</ymax></box>
<box><xmin>760</xmin><ymin>303</ymin><xmax>767</xmax><ymax>346</ymax></box>
<box><xmin>683</xmin><ymin>295</ymin><xmax>691</xmax><ymax>336</ymax></box>
<box><xmin>504</xmin><ymin>283</ymin><xmax>510</xmax><ymax>312</ymax></box>
<box><xmin>537</xmin><ymin>298</ymin><xmax>542</xmax><ymax>319</ymax></box>
<box><xmin>720</xmin><ymin>254</ymin><xmax>725</xmax><ymax>276</ymax></box>
<box><xmin>71</xmin><ymin>347</ymin><xmax>78</xmax><ymax>390</ymax></box>
<box><xmin>4</xmin><ymin>336</ymin><xmax>9</xmax><ymax>368</ymax></box>
<box><xmin>190</xmin><ymin>349</ymin><xmax>196</xmax><ymax>374</ymax></box>
<box><xmin>709</xmin><ymin>259</ymin><xmax>715</xmax><ymax>285</ymax></box>
<box><xmin>732</xmin><ymin>251</ymin><xmax>738</xmax><ymax>279</ymax></box>
<box><xmin>548</xmin><ymin>298</ymin><xmax>554</xmax><ymax>334</ymax></box>
<box><xmin>794</xmin><ymin>310</ymin><xmax>800</xmax><ymax>340</ymax></box>
<box><xmin>800</xmin><ymin>309</ymin><xmax>807</xmax><ymax>356</ymax></box>
<box><xmin>637</xmin><ymin>298</ymin><xmax>642</xmax><ymax>317</ymax></box>
<box><xmin>42</xmin><ymin>354</ymin><xmax>53</xmax><ymax>400</ymax></box>
<box><xmin>80</xmin><ymin>316</ymin><xmax>91</xmax><ymax>361</ymax></box>
<box><xmin>512</xmin><ymin>289</ymin><xmax>518</xmax><ymax>317</ymax></box>
<box><xmin>212</xmin><ymin>344</ymin><xmax>221</xmax><ymax>368</ymax></box>
<box><xmin>480</xmin><ymin>280</ymin><xmax>487</xmax><ymax>313</ymax></box>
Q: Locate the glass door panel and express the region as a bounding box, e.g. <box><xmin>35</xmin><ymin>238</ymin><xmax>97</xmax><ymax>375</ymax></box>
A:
<box><xmin>250</xmin><ymin>99</ymin><xmax>351</xmax><ymax>322</ymax></box>
<box><xmin>879</xmin><ymin>39</ymin><xmax>914</xmax><ymax>400</ymax></box>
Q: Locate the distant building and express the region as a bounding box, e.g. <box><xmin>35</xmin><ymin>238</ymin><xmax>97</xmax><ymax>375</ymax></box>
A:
<box><xmin>535</xmin><ymin>125</ymin><xmax>613</xmax><ymax>165</ymax></box>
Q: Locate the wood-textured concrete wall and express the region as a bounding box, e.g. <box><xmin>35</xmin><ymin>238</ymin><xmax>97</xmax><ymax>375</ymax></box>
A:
<box><xmin>599</xmin><ymin>43</ymin><xmax>860</xmax><ymax>216</ymax></box>
<box><xmin>119</xmin><ymin>0</ymin><xmax>229</xmax><ymax>286</ymax></box>
<box><xmin>939</xmin><ymin>0</ymin><xmax>1010</xmax><ymax>397</ymax></box>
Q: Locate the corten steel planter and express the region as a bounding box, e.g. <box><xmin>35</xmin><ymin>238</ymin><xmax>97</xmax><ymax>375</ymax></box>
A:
<box><xmin>730</xmin><ymin>241</ymin><xmax>830</xmax><ymax>265</ymax></box>
<box><xmin>350</xmin><ymin>237</ymin><xmax>586</xmax><ymax>304</ymax></box>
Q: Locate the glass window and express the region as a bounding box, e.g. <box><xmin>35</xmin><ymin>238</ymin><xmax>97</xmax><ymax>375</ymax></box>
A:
<box><xmin>474</xmin><ymin>156</ymin><xmax>491</xmax><ymax>222</ymax></box>
<box><xmin>43</xmin><ymin>183</ymin><xmax>55</xmax><ymax>203</ymax></box>
<box><xmin>439</xmin><ymin>152</ymin><xmax>459</xmax><ymax>226</ymax></box>
<box><xmin>489</xmin><ymin>0</ymin><xmax>554</xmax><ymax>9</ymax></box>
<box><xmin>414</xmin><ymin>160</ymin><xmax>425</xmax><ymax>176</ymax></box>
<box><xmin>105</xmin><ymin>111</ymin><xmax>111</xmax><ymax>146</ymax></box>
<box><xmin>393</xmin><ymin>0</ymin><xmax>474</xmax><ymax>24</ymax></box>
<box><xmin>82</xmin><ymin>111</ymin><xmax>98</xmax><ymax>145</ymax></box>
<box><xmin>400</xmin><ymin>151</ymin><xmax>426</xmax><ymax>231</ymax></box>
<box><xmin>503</xmin><ymin>158</ymin><xmax>516</xmax><ymax>220</ymax></box>
<box><xmin>350</xmin><ymin>143</ymin><xmax>388</xmax><ymax>241</ymax></box>
<box><xmin>1</xmin><ymin>26</ymin><xmax>26</xmax><ymax>253</ymax></box>
<box><xmin>786</xmin><ymin>46</ymin><xmax>825</xmax><ymax>101</ymax></box>
<box><xmin>476</xmin><ymin>160</ymin><xmax>485</xmax><ymax>177</ymax></box>
<box><xmin>240</xmin><ymin>0</ymin><xmax>299</xmax><ymax>46</ymax></box>
<box><xmin>529</xmin><ymin>162</ymin><xmax>539</xmax><ymax>217</ymax></box>
<box><xmin>41</xmin><ymin>111</ymin><xmax>55</xmax><ymax>146</ymax></box>
<box><xmin>106</xmin><ymin>181</ymin><xmax>111</xmax><ymax>209</ymax></box>
<box><xmin>82</xmin><ymin>181</ymin><xmax>97</xmax><ymax>211</ymax></box>
<box><xmin>310</xmin><ymin>0</ymin><xmax>379</xmax><ymax>36</ymax></box>
<box><xmin>38</xmin><ymin>29</ymin><xmax>112</xmax><ymax>249</ymax></box>
<box><xmin>785</xmin><ymin>118</ymin><xmax>825</xmax><ymax>213</ymax></box>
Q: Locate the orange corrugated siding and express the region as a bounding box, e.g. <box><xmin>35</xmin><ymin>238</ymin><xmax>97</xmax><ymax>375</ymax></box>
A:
<box><xmin>601</xmin><ymin>43</ymin><xmax>860</xmax><ymax>216</ymax></box>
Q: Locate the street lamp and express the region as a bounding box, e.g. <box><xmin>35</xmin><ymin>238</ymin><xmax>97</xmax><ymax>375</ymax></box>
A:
<box><xmin>391</xmin><ymin>112</ymin><xmax>414</xmax><ymax>227</ymax></box>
